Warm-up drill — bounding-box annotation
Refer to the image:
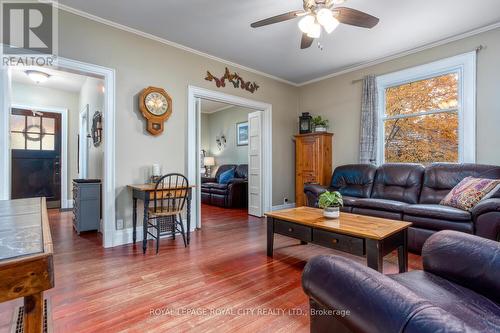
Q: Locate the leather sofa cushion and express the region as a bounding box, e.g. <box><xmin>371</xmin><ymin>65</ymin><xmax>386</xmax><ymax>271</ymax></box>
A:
<box><xmin>404</xmin><ymin>215</ymin><xmax>473</xmax><ymax>233</ymax></box>
<box><xmin>372</xmin><ymin>163</ymin><xmax>424</xmax><ymax>204</ymax></box>
<box><xmin>352</xmin><ymin>207</ymin><xmax>403</xmax><ymax>220</ymax></box>
<box><xmin>420</xmin><ymin>163</ymin><xmax>500</xmax><ymax>204</ymax></box>
<box><xmin>235</xmin><ymin>164</ymin><xmax>248</xmax><ymax>179</ymax></box>
<box><xmin>341</xmin><ymin>195</ymin><xmax>361</xmax><ymax>207</ymax></box>
<box><xmin>354</xmin><ymin>198</ymin><xmax>409</xmax><ymax>212</ymax></box>
<box><xmin>404</xmin><ymin>204</ymin><xmax>471</xmax><ymax>221</ymax></box>
<box><xmin>213</xmin><ymin>164</ymin><xmax>237</xmax><ymax>182</ymax></box>
<box><xmin>201</xmin><ymin>182</ymin><xmax>217</xmax><ymax>190</ymax></box>
<box><xmin>330</xmin><ymin>164</ymin><xmax>377</xmax><ymax>198</ymax></box>
<box><xmin>390</xmin><ymin>271</ymin><xmax>500</xmax><ymax>332</ymax></box>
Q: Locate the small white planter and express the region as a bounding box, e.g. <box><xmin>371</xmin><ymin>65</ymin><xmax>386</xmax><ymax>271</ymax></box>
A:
<box><xmin>314</xmin><ymin>126</ymin><xmax>327</xmax><ymax>132</ymax></box>
<box><xmin>323</xmin><ymin>206</ymin><xmax>340</xmax><ymax>219</ymax></box>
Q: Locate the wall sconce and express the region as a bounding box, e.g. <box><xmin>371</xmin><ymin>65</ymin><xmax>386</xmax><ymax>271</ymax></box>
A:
<box><xmin>216</xmin><ymin>134</ymin><xmax>226</xmax><ymax>151</ymax></box>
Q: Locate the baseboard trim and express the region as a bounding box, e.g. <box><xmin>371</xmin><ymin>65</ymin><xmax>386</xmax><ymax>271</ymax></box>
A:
<box><xmin>271</xmin><ymin>203</ymin><xmax>296</xmax><ymax>211</ymax></box>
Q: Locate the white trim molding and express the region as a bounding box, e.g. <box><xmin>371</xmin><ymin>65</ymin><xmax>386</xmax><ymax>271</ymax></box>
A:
<box><xmin>272</xmin><ymin>203</ymin><xmax>296</xmax><ymax>211</ymax></box>
<box><xmin>187</xmin><ymin>86</ymin><xmax>273</xmax><ymax>229</ymax></box>
<box><xmin>0</xmin><ymin>68</ymin><xmax>11</xmax><ymax>200</ymax></box>
<box><xmin>11</xmin><ymin>104</ymin><xmax>69</xmax><ymax>209</ymax></box>
<box><xmin>376</xmin><ymin>52</ymin><xmax>476</xmax><ymax>164</ymax></box>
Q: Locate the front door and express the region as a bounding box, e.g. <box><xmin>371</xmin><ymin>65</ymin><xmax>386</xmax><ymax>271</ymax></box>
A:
<box><xmin>10</xmin><ymin>108</ymin><xmax>62</xmax><ymax>208</ymax></box>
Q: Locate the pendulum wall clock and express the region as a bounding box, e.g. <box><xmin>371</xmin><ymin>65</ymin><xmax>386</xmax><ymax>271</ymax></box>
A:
<box><xmin>139</xmin><ymin>86</ymin><xmax>173</xmax><ymax>136</ymax></box>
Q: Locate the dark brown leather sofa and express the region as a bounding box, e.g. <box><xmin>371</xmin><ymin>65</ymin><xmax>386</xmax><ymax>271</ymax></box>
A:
<box><xmin>304</xmin><ymin>163</ymin><xmax>500</xmax><ymax>253</ymax></box>
<box><xmin>201</xmin><ymin>164</ymin><xmax>248</xmax><ymax>208</ymax></box>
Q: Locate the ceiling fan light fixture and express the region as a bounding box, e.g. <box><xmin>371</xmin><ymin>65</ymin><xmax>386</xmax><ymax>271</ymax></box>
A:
<box><xmin>298</xmin><ymin>15</ymin><xmax>315</xmax><ymax>33</ymax></box>
<box><xmin>307</xmin><ymin>21</ymin><xmax>321</xmax><ymax>38</ymax></box>
<box><xmin>317</xmin><ymin>8</ymin><xmax>339</xmax><ymax>34</ymax></box>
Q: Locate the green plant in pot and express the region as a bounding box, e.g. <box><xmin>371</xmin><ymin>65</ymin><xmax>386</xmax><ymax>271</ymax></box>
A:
<box><xmin>318</xmin><ymin>191</ymin><xmax>343</xmax><ymax>219</ymax></box>
<box><xmin>312</xmin><ymin>116</ymin><xmax>329</xmax><ymax>132</ymax></box>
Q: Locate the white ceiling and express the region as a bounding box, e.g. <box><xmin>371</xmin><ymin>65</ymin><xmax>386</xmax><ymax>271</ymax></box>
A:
<box><xmin>58</xmin><ymin>0</ymin><xmax>500</xmax><ymax>84</ymax></box>
<box><xmin>200</xmin><ymin>99</ymin><xmax>234</xmax><ymax>114</ymax></box>
<box><xmin>11</xmin><ymin>66</ymin><xmax>88</xmax><ymax>93</ymax></box>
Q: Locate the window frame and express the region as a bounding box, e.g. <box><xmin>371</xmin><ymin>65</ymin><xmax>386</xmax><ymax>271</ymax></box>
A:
<box><xmin>376</xmin><ymin>52</ymin><xmax>476</xmax><ymax>164</ymax></box>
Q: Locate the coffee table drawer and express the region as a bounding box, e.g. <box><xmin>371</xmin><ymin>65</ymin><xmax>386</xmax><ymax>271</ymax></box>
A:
<box><xmin>274</xmin><ymin>220</ymin><xmax>312</xmax><ymax>242</ymax></box>
<box><xmin>313</xmin><ymin>229</ymin><xmax>364</xmax><ymax>256</ymax></box>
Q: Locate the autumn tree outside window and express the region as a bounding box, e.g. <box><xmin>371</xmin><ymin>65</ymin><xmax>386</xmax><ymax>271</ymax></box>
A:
<box><xmin>376</xmin><ymin>53</ymin><xmax>476</xmax><ymax>165</ymax></box>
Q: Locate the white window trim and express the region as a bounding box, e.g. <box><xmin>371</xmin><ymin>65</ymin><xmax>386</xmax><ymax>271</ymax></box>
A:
<box><xmin>376</xmin><ymin>52</ymin><xmax>476</xmax><ymax>164</ymax></box>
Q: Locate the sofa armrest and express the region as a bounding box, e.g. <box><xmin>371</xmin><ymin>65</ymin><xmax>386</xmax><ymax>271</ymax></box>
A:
<box><xmin>302</xmin><ymin>255</ymin><xmax>430</xmax><ymax>333</ymax></box>
<box><xmin>303</xmin><ymin>184</ymin><xmax>329</xmax><ymax>207</ymax></box>
<box><xmin>201</xmin><ymin>177</ymin><xmax>217</xmax><ymax>184</ymax></box>
<box><xmin>471</xmin><ymin>198</ymin><xmax>500</xmax><ymax>217</ymax></box>
<box><xmin>422</xmin><ymin>230</ymin><xmax>500</xmax><ymax>304</ymax></box>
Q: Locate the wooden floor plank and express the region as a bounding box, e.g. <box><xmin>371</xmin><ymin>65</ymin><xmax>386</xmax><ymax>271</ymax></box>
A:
<box><xmin>0</xmin><ymin>204</ymin><xmax>422</xmax><ymax>332</ymax></box>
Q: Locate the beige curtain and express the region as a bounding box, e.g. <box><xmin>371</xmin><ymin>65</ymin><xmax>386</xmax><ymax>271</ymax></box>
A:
<box><xmin>359</xmin><ymin>75</ymin><xmax>378</xmax><ymax>164</ymax></box>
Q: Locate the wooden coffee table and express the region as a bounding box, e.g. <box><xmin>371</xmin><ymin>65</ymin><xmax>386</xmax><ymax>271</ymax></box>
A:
<box><xmin>265</xmin><ymin>207</ymin><xmax>411</xmax><ymax>273</ymax></box>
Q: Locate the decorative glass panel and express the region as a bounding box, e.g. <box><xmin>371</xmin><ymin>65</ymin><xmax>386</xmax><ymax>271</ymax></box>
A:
<box><xmin>10</xmin><ymin>115</ymin><xmax>25</xmax><ymax>131</ymax></box>
<box><xmin>10</xmin><ymin>132</ymin><xmax>25</xmax><ymax>149</ymax></box>
<box><xmin>26</xmin><ymin>116</ymin><xmax>41</xmax><ymax>133</ymax></box>
<box><xmin>384</xmin><ymin>112</ymin><xmax>459</xmax><ymax>164</ymax></box>
<box><xmin>42</xmin><ymin>134</ymin><xmax>55</xmax><ymax>150</ymax></box>
<box><xmin>26</xmin><ymin>134</ymin><xmax>41</xmax><ymax>150</ymax></box>
<box><xmin>42</xmin><ymin>118</ymin><xmax>55</xmax><ymax>134</ymax></box>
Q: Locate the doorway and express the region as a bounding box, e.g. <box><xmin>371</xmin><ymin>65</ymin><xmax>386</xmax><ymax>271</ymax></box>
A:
<box><xmin>188</xmin><ymin>86</ymin><xmax>272</xmax><ymax>230</ymax></box>
<box><xmin>10</xmin><ymin>108</ymin><xmax>62</xmax><ymax>208</ymax></box>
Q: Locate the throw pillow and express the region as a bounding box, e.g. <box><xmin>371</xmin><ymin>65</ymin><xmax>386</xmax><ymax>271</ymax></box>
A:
<box><xmin>440</xmin><ymin>176</ymin><xmax>500</xmax><ymax>211</ymax></box>
<box><xmin>218</xmin><ymin>169</ymin><xmax>235</xmax><ymax>184</ymax></box>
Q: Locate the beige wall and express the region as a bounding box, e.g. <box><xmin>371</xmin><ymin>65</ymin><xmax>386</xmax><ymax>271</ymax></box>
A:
<box><xmin>57</xmin><ymin>10</ymin><xmax>299</xmax><ymax>228</ymax></box>
<box><xmin>201</xmin><ymin>106</ymin><xmax>251</xmax><ymax>167</ymax></box>
<box><xmin>299</xmin><ymin>27</ymin><xmax>500</xmax><ymax>169</ymax></box>
<box><xmin>11</xmin><ymin>82</ymin><xmax>80</xmax><ymax>201</ymax></box>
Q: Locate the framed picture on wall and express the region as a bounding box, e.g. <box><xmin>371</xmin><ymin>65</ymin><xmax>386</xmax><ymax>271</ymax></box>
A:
<box><xmin>236</xmin><ymin>122</ymin><xmax>249</xmax><ymax>146</ymax></box>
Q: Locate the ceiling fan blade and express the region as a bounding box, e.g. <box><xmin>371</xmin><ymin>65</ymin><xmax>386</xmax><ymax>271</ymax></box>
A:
<box><xmin>335</xmin><ymin>7</ymin><xmax>379</xmax><ymax>28</ymax></box>
<box><xmin>300</xmin><ymin>33</ymin><xmax>314</xmax><ymax>49</ymax></box>
<box><xmin>251</xmin><ymin>10</ymin><xmax>305</xmax><ymax>28</ymax></box>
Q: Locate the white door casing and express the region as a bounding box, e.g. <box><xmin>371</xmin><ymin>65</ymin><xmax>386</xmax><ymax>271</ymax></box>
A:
<box><xmin>248</xmin><ymin>111</ymin><xmax>263</xmax><ymax>217</ymax></box>
<box><xmin>78</xmin><ymin>104</ymin><xmax>89</xmax><ymax>178</ymax></box>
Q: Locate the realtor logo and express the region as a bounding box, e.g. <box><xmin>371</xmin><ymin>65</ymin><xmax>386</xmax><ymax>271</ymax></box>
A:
<box><xmin>1</xmin><ymin>0</ymin><xmax>58</xmax><ymax>66</ymax></box>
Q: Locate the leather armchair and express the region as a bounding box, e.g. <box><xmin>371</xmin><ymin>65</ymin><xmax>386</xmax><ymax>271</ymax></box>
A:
<box><xmin>302</xmin><ymin>231</ymin><xmax>500</xmax><ymax>333</ymax></box>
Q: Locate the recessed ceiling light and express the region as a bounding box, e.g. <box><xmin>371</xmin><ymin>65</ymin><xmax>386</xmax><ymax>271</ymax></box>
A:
<box><xmin>25</xmin><ymin>70</ymin><xmax>50</xmax><ymax>84</ymax></box>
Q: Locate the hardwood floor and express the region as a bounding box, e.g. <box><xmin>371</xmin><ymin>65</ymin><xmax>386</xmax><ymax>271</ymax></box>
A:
<box><xmin>0</xmin><ymin>204</ymin><xmax>422</xmax><ymax>333</ymax></box>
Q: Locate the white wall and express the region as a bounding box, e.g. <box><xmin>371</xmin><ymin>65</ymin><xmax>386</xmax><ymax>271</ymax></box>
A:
<box><xmin>201</xmin><ymin>106</ymin><xmax>251</xmax><ymax>168</ymax></box>
<box><xmin>79</xmin><ymin>77</ymin><xmax>105</xmax><ymax>180</ymax></box>
<box><xmin>10</xmin><ymin>82</ymin><xmax>79</xmax><ymax>201</ymax></box>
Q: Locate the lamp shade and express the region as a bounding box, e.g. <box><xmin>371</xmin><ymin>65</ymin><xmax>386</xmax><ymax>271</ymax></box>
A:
<box><xmin>204</xmin><ymin>156</ymin><xmax>215</xmax><ymax>166</ymax></box>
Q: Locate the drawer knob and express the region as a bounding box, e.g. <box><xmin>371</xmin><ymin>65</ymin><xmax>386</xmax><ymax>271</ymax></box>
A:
<box><xmin>288</xmin><ymin>228</ymin><xmax>293</xmax><ymax>232</ymax></box>
<box><xmin>332</xmin><ymin>239</ymin><xmax>339</xmax><ymax>244</ymax></box>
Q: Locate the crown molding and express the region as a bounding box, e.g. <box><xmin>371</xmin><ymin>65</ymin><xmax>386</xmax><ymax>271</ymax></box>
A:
<box><xmin>298</xmin><ymin>21</ymin><xmax>500</xmax><ymax>86</ymax></box>
<box><xmin>51</xmin><ymin>2</ymin><xmax>500</xmax><ymax>87</ymax></box>
<box><xmin>52</xmin><ymin>2</ymin><xmax>300</xmax><ymax>87</ymax></box>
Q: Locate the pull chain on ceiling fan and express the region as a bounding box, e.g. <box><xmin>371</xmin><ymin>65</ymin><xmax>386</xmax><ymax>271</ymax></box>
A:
<box><xmin>250</xmin><ymin>0</ymin><xmax>379</xmax><ymax>49</ymax></box>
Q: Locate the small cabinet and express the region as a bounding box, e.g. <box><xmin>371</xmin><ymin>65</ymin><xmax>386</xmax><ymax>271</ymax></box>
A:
<box><xmin>73</xmin><ymin>179</ymin><xmax>101</xmax><ymax>234</ymax></box>
<box><xmin>295</xmin><ymin>133</ymin><xmax>333</xmax><ymax>206</ymax></box>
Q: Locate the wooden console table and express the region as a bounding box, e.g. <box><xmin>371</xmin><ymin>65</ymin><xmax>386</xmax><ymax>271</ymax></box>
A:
<box><xmin>0</xmin><ymin>198</ymin><xmax>54</xmax><ymax>333</ymax></box>
<box><xmin>128</xmin><ymin>184</ymin><xmax>194</xmax><ymax>253</ymax></box>
<box><xmin>265</xmin><ymin>207</ymin><xmax>411</xmax><ymax>273</ymax></box>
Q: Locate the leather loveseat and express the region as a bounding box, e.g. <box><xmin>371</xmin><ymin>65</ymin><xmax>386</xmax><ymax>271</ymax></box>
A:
<box><xmin>302</xmin><ymin>230</ymin><xmax>500</xmax><ymax>333</ymax></box>
<box><xmin>201</xmin><ymin>164</ymin><xmax>248</xmax><ymax>208</ymax></box>
<box><xmin>304</xmin><ymin>163</ymin><xmax>500</xmax><ymax>253</ymax></box>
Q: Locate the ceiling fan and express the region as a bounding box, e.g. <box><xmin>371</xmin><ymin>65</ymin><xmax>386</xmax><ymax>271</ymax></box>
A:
<box><xmin>250</xmin><ymin>0</ymin><xmax>379</xmax><ymax>49</ymax></box>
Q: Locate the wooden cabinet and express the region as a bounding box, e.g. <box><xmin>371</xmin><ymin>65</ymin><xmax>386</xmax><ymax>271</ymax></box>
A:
<box><xmin>295</xmin><ymin>132</ymin><xmax>333</xmax><ymax>207</ymax></box>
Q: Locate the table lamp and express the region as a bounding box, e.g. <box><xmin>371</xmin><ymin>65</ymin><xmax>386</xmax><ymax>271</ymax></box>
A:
<box><xmin>203</xmin><ymin>157</ymin><xmax>215</xmax><ymax>177</ymax></box>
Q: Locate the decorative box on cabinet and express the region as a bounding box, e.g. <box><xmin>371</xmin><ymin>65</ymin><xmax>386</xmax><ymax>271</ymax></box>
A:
<box><xmin>294</xmin><ymin>132</ymin><xmax>333</xmax><ymax>207</ymax></box>
<box><xmin>73</xmin><ymin>179</ymin><xmax>101</xmax><ymax>234</ymax></box>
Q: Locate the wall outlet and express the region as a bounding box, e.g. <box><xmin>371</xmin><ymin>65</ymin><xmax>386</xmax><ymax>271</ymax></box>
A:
<box><xmin>283</xmin><ymin>196</ymin><xmax>289</xmax><ymax>205</ymax></box>
<box><xmin>116</xmin><ymin>219</ymin><xmax>124</xmax><ymax>230</ymax></box>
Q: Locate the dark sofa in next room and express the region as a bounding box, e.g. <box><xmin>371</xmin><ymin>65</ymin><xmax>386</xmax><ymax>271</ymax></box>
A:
<box><xmin>304</xmin><ymin>163</ymin><xmax>500</xmax><ymax>253</ymax></box>
<box><xmin>201</xmin><ymin>164</ymin><xmax>248</xmax><ymax>208</ymax></box>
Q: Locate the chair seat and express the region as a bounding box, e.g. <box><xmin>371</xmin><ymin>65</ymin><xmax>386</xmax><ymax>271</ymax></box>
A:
<box><xmin>390</xmin><ymin>271</ymin><xmax>500</xmax><ymax>332</ymax></box>
<box><xmin>148</xmin><ymin>207</ymin><xmax>182</xmax><ymax>217</ymax></box>
<box><xmin>403</xmin><ymin>204</ymin><xmax>471</xmax><ymax>221</ymax></box>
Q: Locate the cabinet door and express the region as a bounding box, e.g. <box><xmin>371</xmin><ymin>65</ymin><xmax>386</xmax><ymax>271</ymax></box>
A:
<box><xmin>296</xmin><ymin>136</ymin><xmax>320</xmax><ymax>206</ymax></box>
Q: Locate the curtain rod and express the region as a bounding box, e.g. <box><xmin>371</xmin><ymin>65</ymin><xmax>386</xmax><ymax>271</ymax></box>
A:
<box><xmin>351</xmin><ymin>45</ymin><xmax>484</xmax><ymax>84</ymax></box>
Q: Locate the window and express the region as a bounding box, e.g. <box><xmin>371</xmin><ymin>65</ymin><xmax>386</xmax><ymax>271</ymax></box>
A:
<box><xmin>377</xmin><ymin>52</ymin><xmax>476</xmax><ymax>164</ymax></box>
<box><xmin>10</xmin><ymin>113</ymin><xmax>56</xmax><ymax>151</ymax></box>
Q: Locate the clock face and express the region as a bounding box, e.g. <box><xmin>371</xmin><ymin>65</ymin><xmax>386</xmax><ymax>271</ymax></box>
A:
<box><xmin>145</xmin><ymin>92</ymin><xmax>168</xmax><ymax>116</ymax></box>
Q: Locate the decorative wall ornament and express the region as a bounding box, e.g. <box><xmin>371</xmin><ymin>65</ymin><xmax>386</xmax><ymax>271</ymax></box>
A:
<box><xmin>216</xmin><ymin>134</ymin><xmax>227</xmax><ymax>151</ymax></box>
<box><xmin>205</xmin><ymin>67</ymin><xmax>259</xmax><ymax>94</ymax></box>
<box><xmin>91</xmin><ymin>111</ymin><xmax>103</xmax><ymax>147</ymax></box>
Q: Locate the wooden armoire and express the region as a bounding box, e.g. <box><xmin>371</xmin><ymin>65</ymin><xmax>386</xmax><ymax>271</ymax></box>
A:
<box><xmin>294</xmin><ymin>132</ymin><xmax>333</xmax><ymax>207</ymax></box>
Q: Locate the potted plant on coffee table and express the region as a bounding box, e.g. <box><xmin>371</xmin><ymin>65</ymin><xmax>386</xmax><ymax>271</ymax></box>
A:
<box><xmin>318</xmin><ymin>191</ymin><xmax>343</xmax><ymax>219</ymax></box>
<box><xmin>312</xmin><ymin>116</ymin><xmax>329</xmax><ymax>132</ymax></box>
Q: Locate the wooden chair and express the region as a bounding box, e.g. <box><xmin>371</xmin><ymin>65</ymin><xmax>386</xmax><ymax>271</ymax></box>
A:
<box><xmin>146</xmin><ymin>173</ymin><xmax>189</xmax><ymax>253</ymax></box>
